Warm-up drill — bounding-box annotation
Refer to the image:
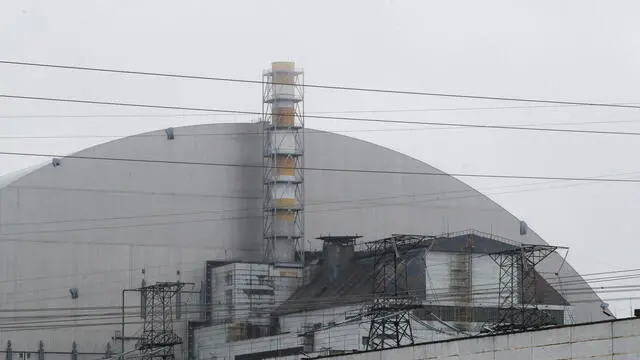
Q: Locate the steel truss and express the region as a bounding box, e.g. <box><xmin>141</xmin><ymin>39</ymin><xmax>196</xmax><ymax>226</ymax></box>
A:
<box><xmin>488</xmin><ymin>245</ymin><xmax>558</xmax><ymax>332</ymax></box>
<box><xmin>364</xmin><ymin>235</ymin><xmax>431</xmax><ymax>350</ymax></box>
<box><xmin>136</xmin><ymin>282</ymin><xmax>188</xmax><ymax>360</ymax></box>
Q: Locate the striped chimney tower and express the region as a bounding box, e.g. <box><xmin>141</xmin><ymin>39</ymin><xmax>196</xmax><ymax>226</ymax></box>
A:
<box><xmin>262</xmin><ymin>62</ymin><xmax>304</xmax><ymax>266</ymax></box>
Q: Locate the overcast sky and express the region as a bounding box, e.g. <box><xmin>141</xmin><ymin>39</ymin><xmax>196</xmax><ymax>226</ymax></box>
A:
<box><xmin>1</xmin><ymin>0</ymin><xmax>639</xmax><ymax>316</ymax></box>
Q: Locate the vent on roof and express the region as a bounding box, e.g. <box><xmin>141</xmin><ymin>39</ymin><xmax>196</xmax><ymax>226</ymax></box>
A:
<box><xmin>52</xmin><ymin>158</ymin><xmax>61</xmax><ymax>167</ymax></box>
<box><xmin>318</xmin><ymin>235</ymin><xmax>360</xmax><ymax>283</ymax></box>
<box><xmin>315</xmin><ymin>285</ymin><xmax>328</xmax><ymax>297</ymax></box>
<box><xmin>165</xmin><ymin>127</ymin><xmax>175</xmax><ymax>140</ymax></box>
<box><xmin>69</xmin><ymin>287</ymin><xmax>79</xmax><ymax>299</ymax></box>
<box><xmin>519</xmin><ymin>221</ymin><xmax>528</xmax><ymax>235</ymax></box>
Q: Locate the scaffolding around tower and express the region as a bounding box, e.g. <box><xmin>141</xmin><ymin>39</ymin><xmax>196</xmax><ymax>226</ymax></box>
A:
<box><xmin>262</xmin><ymin>62</ymin><xmax>305</xmax><ymax>267</ymax></box>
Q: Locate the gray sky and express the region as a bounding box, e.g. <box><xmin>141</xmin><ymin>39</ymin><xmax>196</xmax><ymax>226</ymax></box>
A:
<box><xmin>1</xmin><ymin>0</ymin><xmax>639</xmax><ymax>316</ymax></box>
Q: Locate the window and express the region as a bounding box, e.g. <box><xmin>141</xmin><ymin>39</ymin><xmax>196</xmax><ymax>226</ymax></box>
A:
<box><xmin>140</xmin><ymin>279</ymin><xmax>147</xmax><ymax>318</ymax></box>
<box><xmin>224</xmin><ymin>270</ymin><xmax>233</xmax><ymax>286</ymax></box>
<box><xmin>225</xmin><ymin>289</ymin><xmax>233</xmax><ymax>318</ymax></box>
<box><xmin>302</xmin><ymin>333</ymin><xmax>314</xmax><ymax>353</ymax></box>
<box><xmin>175</xmin><ymin>290</ymin><xmax>182</xmax><ymax>320</ymax></box>
<box><xmin>362</xmin><ymin>336</ymin><xmax>369</xmax><ymax>348</ymax></box>
<box><xmin>199</xmin><ymin>280</ymin><xmax>207</xmax><ymax>317</ymax></box>
<box><xmin>257</xmin><ymin>274</ymin><xmax>272</xmax><ymax>286</ymax></box>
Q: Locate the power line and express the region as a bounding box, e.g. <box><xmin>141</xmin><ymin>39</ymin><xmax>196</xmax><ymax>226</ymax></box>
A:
<box><xmin>1</xmin><ymin>117</ymin><xmax>639</xmax><ymax>140</ymax></box>
<box><xmin>0</xmin><ymin>277</ymin><xmax>634</xmax><ymax>331</ymax></box>
<box><xmin>0</xmin><ymin>181</ymin><xmax>636</xmax><ymax>306</ymax></box>
<box><xmin>2</xmin><ymin>60</ymin><xmax>640</xmax><ymax>110</ymax></box>
<box><xmin>0</xmin><ymin>274</ymin><xmax>629</xmax><ymax>328</ymax></box>
<box><xmin>1</xmin><ymin>149</ymin><xmax>639</xmax><ymax>183</ymax></box>
<box><xmin>0</xmin><ymin>173</ymin><xmax>592</xmax><ymax>226</ymax></box>
<box><xmin>3</xmin><ymin>106</ymin><xmax>640</xmax><ymax>121</ymax></box>
<box><xmin>0</xmin><ymin>176</ymin><xmax>629</xmax><ymax>238</ymax></box>
<box><xmin>0</xmin><ymin>105</ymin><xmax>586</xmax><ymax>120</ymax></box>
<box><xmin>0</xmin><ymin>277</ymin><xmax>631</xmax><ymax>328</ymax></box>
<box><xmin>5</xmin><ymin>184</ymin><xmax>261</xmax><ymax>201</ymax></box>
<box><xmin>0</xmin><ymin>234</ymin><xmax>265</xmax><ymax>252</ymax></box>
<box><xmin>0</xmin><ymin>259</ymin><xmax>206</xmax><ymax>287</ymax></box>
<box><xmin>0</xmin><ymin>182</ymin><xmax>569</xmax><ymax>228</ymax></box>
<box><xmin>0</xmin><ymin>167</ymin><xmax>631</xmax><ymax>247</ymax></box>
<box><xmin>4</xmin><ymin>93</ymin><xmax>640</xmax><ymax>137</ymax></box>
<box><xmin>0</xmin><ymin>282</ymin><xmax>608</xmax><ymax>320</ymax></box>
<box><xmin>2</xmin><ymin>249</ymin><xmax>636</xmax><ymax>309</ymax></box>
<box><xmin>0</xmin><ymin>183</ymin><xmax>628</xmax><ymax>306</ymax></box>
<box><xmin>2</xmin><ymin>166</ymin><xmax>636</xmax><ymax>231</ymax></box>
<box><xmin>0</xmin><ymin>168</ymin><xmax>624</xmax><ymax>266</ymax></box>
<box><xmin>12</xmin><ymin>265</ymin><xmax>638</xmax><ymax>309</ymax></box>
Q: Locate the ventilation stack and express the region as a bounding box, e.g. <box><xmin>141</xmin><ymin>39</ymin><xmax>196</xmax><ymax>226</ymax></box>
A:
<box><xmin>262</xmin><ymin>62</ymin><xmax>304</xmax><ymax>267</ymax></box>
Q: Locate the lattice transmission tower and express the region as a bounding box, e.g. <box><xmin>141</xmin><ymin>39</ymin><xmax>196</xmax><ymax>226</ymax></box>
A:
<box><xmin>488</xmin><ymin>245</ymin><xmax>559</xmax><ymax>332</ymax></box>
<box><xmin>364</xmin><ymin>235</ymin><xmax>431</xmax><ymax>350</ymax></box>
<box><xmin>137</xmin><ymin>282</ymin><xmax>189</xmax><ymax>360</ymax></box>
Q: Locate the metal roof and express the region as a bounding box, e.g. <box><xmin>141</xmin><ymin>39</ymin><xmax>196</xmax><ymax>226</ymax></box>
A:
<box><xmin>274</xmin><ymin>232</ymin><xmax>567</xmax><ymax>315</ymax></box>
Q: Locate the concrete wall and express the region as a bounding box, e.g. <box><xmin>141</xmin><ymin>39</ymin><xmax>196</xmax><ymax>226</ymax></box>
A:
<box><xmin>317</xmin><ymin>318</ymin><xmax>640</xmax><ymax>360</ymax></box>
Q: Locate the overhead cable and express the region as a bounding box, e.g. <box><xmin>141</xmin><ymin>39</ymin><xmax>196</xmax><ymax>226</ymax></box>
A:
<box><xmin>2</xmin><ymin>60</ymin><xmax>640</xmax><ymax>110</ymax></box>
<box><xmin>1</xmin><ymin>149</ymin><xmax>640</xmax><ymax>183</ymax></box>
<box><xmin>3</xmin><ymin>94</ymin><xmax>640</xmax><ymax>137</ymax></box>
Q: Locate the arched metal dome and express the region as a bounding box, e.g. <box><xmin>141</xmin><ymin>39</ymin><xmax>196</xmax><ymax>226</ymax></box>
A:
<box><xmin>0</xmin><ymin>123</ymin><xmax>604</xmax><ymax>356</ymax></box>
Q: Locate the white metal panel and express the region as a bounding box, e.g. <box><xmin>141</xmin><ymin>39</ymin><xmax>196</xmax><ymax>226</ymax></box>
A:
<box><xmin>273</xmin><ymin>215</ymin><xmax>300</xmax><ymax>237</ymax></box>
<box><xmin>425</xmin><ymin>252</ymin><xmax>451</xmax><ymax>304</ymax></box>
<box><xmin>271</xmin><ymin>183</ymin><xmax>296</xmax><ymax>201</ymax></box>
<box><xmin>273</xmin><ymin>239</ymin><xmax>296</xmax><ymax>263</ymax></box>
<box><xmin>273</xmin><ymin>85</ymin><xmax>296</xmax><ymax>100</ymax></box>
<box><xmin>271</xmin><ymin>131</ymin><xmax>297</xmax><ymax>154</ymax></box>
<box><xmin>471</xmin><ymin>255</ymin><xmax>500</xmax><ymax>306</ymax></box>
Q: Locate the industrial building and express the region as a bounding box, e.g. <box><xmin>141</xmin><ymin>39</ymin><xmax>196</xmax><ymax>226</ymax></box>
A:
<box><xmin>193</xmin><ymin>232</ymin><xmax>572</xmax><ymax>359</ymax></box>
<box><xmin>0</xmin><ymin>62</ymin><xmax>608</xmax><ymax>360</ymax></box>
